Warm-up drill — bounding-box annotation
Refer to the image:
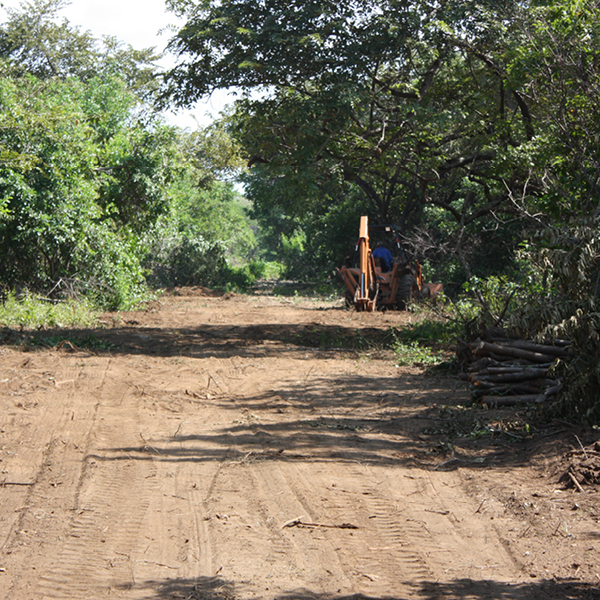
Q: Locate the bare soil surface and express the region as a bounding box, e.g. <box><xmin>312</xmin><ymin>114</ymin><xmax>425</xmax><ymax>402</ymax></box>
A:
<box><xmin>1</xmin><ymin>289</ymin><xmax>599</xmax><ymax>600</ymax></box>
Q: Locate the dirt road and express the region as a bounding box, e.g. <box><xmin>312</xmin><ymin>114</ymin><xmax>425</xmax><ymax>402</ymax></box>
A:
<box><xmin>1</xmin><ymin>291</ymin><xmax>599</xmax><ymax>599</ymax></box>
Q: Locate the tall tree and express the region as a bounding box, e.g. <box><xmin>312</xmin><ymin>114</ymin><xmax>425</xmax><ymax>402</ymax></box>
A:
<box><xmin>165</xmin><ymin>0</ymin><xmax>537</xmax><ymax>280</ymax></box>
<box><xmin>506</xmin><ymin>0</ymin><xmax>600</xmax><ymax>222</ymax></box>
<box><xmin>0</xmin><ymin>0</ymin><xmax>97</xmax><ymax>79</ymax></box>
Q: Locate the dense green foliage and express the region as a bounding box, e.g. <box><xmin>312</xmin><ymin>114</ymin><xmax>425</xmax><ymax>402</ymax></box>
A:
<box><xmin>0</xmin><ymin>290</ymin><xmax>98</xmax><ymax>328</ymax></box>
<box><xmin>0</xmin><ymin>73</ymin><xmax>160</xmax><ymax>308</ymax></box>
<box><xmin>0</xmin><ymin>0</ymin><xmax>160</xmax><ymax>93</ymax></box>
<box><xmin>165</xmin><ymin>0</ymin><xmax>537</xmax><ymax>283</ymax></box>
<box><xmin>507</xmin><ymin>222</ymin><xmax>600</xmax><ymax>421</ymax></box>
<box><xmin>0</xmin><ymin>0</ymin><xmax>258</xmax><ymax>308</ymax></box>
<box><xmin>164</xmin><ymin>0</ymin><xmax>600</xmax><ymax>280</ymax></box>
<box><xmin>143</xmin><ymin>176</ymin><xmax>258</xmax><ymax>289</ymax></box>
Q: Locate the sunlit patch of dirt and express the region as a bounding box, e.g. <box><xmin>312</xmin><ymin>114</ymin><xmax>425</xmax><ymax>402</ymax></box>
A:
<box><xmin>0</xmin><ymin>289</ymin><xmax>598</xmax><ymax>600</ymax></box>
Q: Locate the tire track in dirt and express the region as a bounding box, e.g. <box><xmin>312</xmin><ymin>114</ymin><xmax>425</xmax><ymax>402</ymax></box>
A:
<box><xmin>2</xmin><ymin>295</ymin><xmax>553</xmax><ymax>600</ymax></box>
<box><xmin>249</xmin><ymin>458</ymin><xmax>356</xmax><ymax>595</ymax></box>
<box><xmin>36</xmin><ymin>458</ymin><xmax>156</xmax><ymax>598</ymax></box>
<box><xmin>1</xmin><ymin>356</ymin><xmax>109</xmax><ymax>524</ymax></box>
<box><xmin>392</xmin><ymin>467</ymin><xmax>522</xmax><ymax>581</ymax></box>
<box><xmin>216</xmin><ymin>361</ymin><xmax>524</xmax><ymax>600</ymax></box>
<box><xmin>204</xmin><ymin>378</ymin><xmax>433</xmax><ymax>599</ymax></box>
<box><xmin>278</xmin><ymin>459</ymin><xmax>431</xmax><ymax>596</ymax></box>
<box><xmin>0</xmin><ymin>358</ymin><xmax>86</xmax><ymax>548</ymax></box>
<box><xmin>181</xmin><ymin>352</ymin><xmax>427</xmax><ymax>597</ymax></box>
<box><xmin>169</xmin><ymin>354</ymin><xmax>344</xmax><ymax>598</ymax></box>
<box><xmin>1</xmin><ymin>356</ymin><xmax>111</xmax><ymax>599</ymax></box>
<box><xmin>108</xmin><ymin>357</ymin><xmax>234</xmax><ymax>594</ymax></box>
<box><xmin>197</xmin><ymin>455</ymin><xmax>342</xmax><ymax>597</ymax></box>
<box><xmin>8</xmin><ymin>359</ymin><xmax>157</xmax><ymax>599</ymax></box>
<box><xmin>137</xmin><ymin>438</ymin><xmax>225</xmax><ymax>585</ymax></box>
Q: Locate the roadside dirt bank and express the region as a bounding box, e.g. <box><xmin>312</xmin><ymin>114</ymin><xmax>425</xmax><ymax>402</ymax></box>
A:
<box><xmin>0</xmin><ymin>290</ymin><xmax>599</xmax><ymax>599</ymax></box>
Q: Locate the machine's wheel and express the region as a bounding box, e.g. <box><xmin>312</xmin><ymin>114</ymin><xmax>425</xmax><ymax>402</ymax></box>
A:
<box><xmin>396</xmin><ymin>274</ymin><xmax>416</xmax><ymax>309</ymax></box>
<box><xmin>419</xmin><ymin>284</ymin><xmax>431</xmax><ymax>299</ymax></box>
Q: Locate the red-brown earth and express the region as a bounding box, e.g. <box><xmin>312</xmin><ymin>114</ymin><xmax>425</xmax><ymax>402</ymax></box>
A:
<box><xmin>0</xmin><ymin>289</ymin><xmax>598</xmax><ymax>599</ymax></box>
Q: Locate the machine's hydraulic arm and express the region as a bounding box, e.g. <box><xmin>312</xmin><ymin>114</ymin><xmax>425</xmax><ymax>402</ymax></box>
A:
<box><xmin>353</xmin><ymin>216</ymin><xmax>378</xmax><ymax>311</ymax></box>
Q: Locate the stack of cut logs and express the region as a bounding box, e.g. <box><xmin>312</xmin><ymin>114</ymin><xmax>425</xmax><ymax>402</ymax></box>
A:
<box><xmin>459</xmin><ymin>336</ymin><xmax>572</xmax><ymax>406</ymax></box>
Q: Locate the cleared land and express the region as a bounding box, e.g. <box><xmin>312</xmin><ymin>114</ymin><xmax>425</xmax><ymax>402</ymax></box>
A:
<box><xmin>0</xmin><ymin>290</ymin><xmax>598</xmax><ymax>599</ymax></box>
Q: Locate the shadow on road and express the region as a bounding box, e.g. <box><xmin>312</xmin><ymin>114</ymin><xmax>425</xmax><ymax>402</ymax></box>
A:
<box><xmin>88</xmin><ymin>365</ymin><xmax>582</xmax><ymax>475</ymax></box>
<box><xmin>124</xmin><ymin>576</ymin><xmax>598</xmax><ymax>600</ymax></box>
<box><xmin>0</xmin><ymin>322</ymin><xmax>400</xmax><ymax>360</ymax></box>
<box><xmin>3</xmin><ymin>306</ymin><xmax>596</xmax><ymax>476</ymax></box>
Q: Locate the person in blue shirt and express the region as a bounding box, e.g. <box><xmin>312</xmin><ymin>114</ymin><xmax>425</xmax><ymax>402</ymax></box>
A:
<box><xmin>372</xmin><ymin>241</ymin><xmax>394</xmax><ymax>272</ymax></box>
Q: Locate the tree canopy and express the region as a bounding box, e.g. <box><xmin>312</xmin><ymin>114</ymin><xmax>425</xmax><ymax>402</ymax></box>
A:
<box><xmin>164</xmin><ymin>0</ymin><xmax>540</xmax><ymax>278</ymax></box>
<box><xmin>0</xmin><ymin>0</ymin><xmax>161</xmax><ymax>93</ymax></box>
<box><xmin>164</xmin><ymin>1</ymin><xmax>600</xmax><ymax>263</ymax></box>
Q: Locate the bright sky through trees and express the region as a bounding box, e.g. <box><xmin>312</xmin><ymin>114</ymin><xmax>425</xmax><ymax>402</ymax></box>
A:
<box><xmin>0</xmin><ymin>0</ymin><xmax>232</xmax><ymax>127</ymax></box>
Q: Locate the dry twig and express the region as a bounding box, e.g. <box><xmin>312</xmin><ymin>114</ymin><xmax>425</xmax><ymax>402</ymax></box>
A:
<box><xmin>568</xmin><ymin>472</ymin><xmax>585</xmax><ymax>493</ymax></box>
<box><xmin>282</xmin><ymin>517</ymin><xmax>358</xmax><ymax>530</ymax></box>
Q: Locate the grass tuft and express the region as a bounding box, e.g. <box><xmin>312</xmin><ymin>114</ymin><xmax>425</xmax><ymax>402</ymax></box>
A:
<box><xmin>0</xmin><ymin>292</ymin><xmax>98</xmax><ymax>329</ymax></box>
<box><xmin>393</xmin><ymin>340</ymin><xmax>443</xmax><ymax>366</ymax></box>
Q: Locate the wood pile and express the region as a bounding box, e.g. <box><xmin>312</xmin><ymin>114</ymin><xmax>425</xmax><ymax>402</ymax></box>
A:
<box><xmin>459</xmin><ymin>335</ymin><xmax>572</xmax><ymax>407</ymax></box>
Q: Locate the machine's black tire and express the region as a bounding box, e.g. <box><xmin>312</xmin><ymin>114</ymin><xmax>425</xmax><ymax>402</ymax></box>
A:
<box><xmin>396</xmin><ymin>274</ymin><xmax>416</xmax><ymax>309</ymax></box>
<box><xmin>419</xmin><ymin>284</ymin><xmax>431</xmax><ymax>299</ymax></box>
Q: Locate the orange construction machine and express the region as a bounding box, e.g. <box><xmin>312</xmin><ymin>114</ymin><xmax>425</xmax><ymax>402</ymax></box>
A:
<box><xmin>337</xmin><ymin>216</ymin><xmax>443</xmax><ymax>311</ymax></box>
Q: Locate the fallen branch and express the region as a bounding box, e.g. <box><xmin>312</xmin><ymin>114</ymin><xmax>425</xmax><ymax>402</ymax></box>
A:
<box><xmin>472</xmin><ymin>383</ymin><xmax>546</xmax><ymax>398</ymax></box>
<box><xmin>575</xmin><ymin>435</ymin><xmax>589</xmax><ymax>459</ymax></box>
<box><xmin>282</xmin><ymin>517</ymin><xmax>358</xmax><ymax>530</ymax></box>
<box><xmin>472</xmin><ymin>370</ymin><xmax>549</xmax><ymax>383</ymax></box>
<box><xmin>488</xmin><ymin>339</ymin><xmax>571</xmax><ymax>358</ymax></box>
<box><xmin>474</xmin><ymin>341</ymin><xmax>556</xmax><ymax>364</ymax></box>
<box><xmin>424</xmin><ymin>508</ymin><xmax>450</xmax><ymax>515</ymax></box>
<box><xmin>207</xmin><ymin>372</ymin><xmax>225</xmax><ymax>393</ymax></box>
<box><xmin>481</xmin><ymin>394</ymin><xmax>542</xmax><ymax>407</ymax></box>
<box><xmin>485</xmin><ymin>366</ymin><xmax>548</xmax><ymax>374</ymax></box>
<box><xmin>0</xmin><ymin>481</ymin><xmax>35</xmax><ymax>487</ymax></box>
<box><xmin>433</xmin><ymin>457</ymin><xmax>463</xmax><ymax>470</ymax></box>
<box><xmin>463</xmin><ymin>332</ymin><xmax>571</xmax><ymax>408</ymax></box>
<box><xmin>139</xmin><ymin>433</ymin><xmax>161</xmax><ymax>455</ymax></box>
<box><xmin>568</xmin><ymin>472</ymin><xmax>585</xmax><ymax>493</ymax></box>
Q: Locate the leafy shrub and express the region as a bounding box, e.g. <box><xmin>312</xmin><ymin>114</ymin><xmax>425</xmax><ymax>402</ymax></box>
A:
<box><xmin>447</xmin><ymin>221</ymin><xmax>600</xmax><ymax>423</ymax></box>
<box><xmin>144</xmin><ymin>230</ymin><xmax>263</xmax><ymax>292</ymax></box>
<box><xmin>0</xmin><ymin>75</ymin><xmax>173</xmax><ymax>310</ymax></box>
<box><xmin>144</xmin><ymin>232</ymin><xmax>228</xmax><ymax>288</ymax></box>
<box><xmin>393</xmin><ymin>340</ymin><xmax>443</xmax><ymax>367</ymax></box>
<box><xmin>506</xmin><ymin>221</ymin><xmax>600</xmax><ymax>422</ymax></box>
<box><xmin>248</xmin><ymin>260</ymin><xmax>285</xmax><ymax>280</ymax></box>
<box><xmin>0</xmin><ymin>291</ymin><xmax>98</xmax><ymax>329</ymax></box>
